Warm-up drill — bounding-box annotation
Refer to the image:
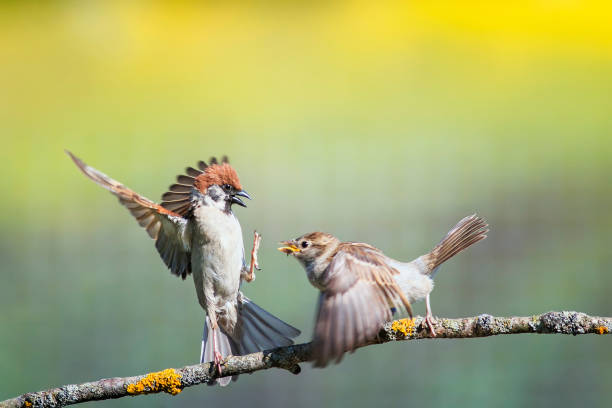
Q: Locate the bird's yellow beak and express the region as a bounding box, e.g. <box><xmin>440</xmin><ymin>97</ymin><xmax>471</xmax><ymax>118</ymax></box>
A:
<box><xmin>278</xmin><ymin>241</ymin><xmax>301</xmax><ymax>254</ymax></box>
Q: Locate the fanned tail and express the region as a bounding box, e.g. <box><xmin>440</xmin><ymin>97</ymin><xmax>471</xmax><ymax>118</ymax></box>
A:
<box><xmin>233</xmin><ymin>296</ymin><xmax>301</xmax><ymax>355</ymax></box>
<box><xmin>422</xmin><ymin>214</ymin><xmax>488</xmax><ymax>275</ymax></box>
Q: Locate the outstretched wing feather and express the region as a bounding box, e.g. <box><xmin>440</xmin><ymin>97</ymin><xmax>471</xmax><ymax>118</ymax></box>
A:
<box><xmin>66</xmin><ymin>151</ymin><xmax>192</xmax><ymax>279</ymax></box>
<box><xmin>312</xmin><ymin>245</ymin><xmax>412</xmax><ymax>367</ymax></box>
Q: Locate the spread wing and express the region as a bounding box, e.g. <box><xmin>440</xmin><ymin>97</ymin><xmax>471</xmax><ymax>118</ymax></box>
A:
<box><xmin>67</xmin><ymin>151</ymin><xmax>192</xmax><ymax>279</ymax></box>
<box><xmin>312</xmin><ymin>243</ymin><xmax>413</xmax><ymax>367</ymax></box>
<box><xmin>160</xmin><ymin>161</ymin><xmax>207</xmax><ymax>217</ymax></box>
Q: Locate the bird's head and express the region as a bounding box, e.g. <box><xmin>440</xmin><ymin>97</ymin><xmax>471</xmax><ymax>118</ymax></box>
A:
<box><xmin>278</xmin><ymin>232</ymin><xmax>340</xmax><ymax>280</ymax></box>
<box><xmin>194</xmin><ymin>157</ymin><xmax>250</xmax><ymax>211</ymax></box>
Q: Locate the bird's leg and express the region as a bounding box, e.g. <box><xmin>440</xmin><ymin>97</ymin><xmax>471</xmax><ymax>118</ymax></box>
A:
<box><xmin>425</xmin><ymin>294</ymin><xmax>437</xmax><ymax>337</ymax></box>
<box><xmin>245</xmin><ymin>230</ymin><xmax>261</xmax><ymax>282</ymax></box>
<box><xmin>209</xmin><ymin>316</ymin><xmax>223</xmax><ymax>375</ymax></box>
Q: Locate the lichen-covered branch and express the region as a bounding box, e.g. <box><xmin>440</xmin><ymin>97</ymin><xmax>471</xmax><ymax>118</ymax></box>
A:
<box><xmin>2</xmin><ymin>311</ymin><xmax>609</xmax><ymax>408</ymax></box>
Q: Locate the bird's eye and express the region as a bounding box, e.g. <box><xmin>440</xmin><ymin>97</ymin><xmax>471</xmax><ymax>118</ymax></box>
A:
<box><xmin>301</xmin><ymin>241</ymin><xmax>309</xmax><ymax>249</ymax></box>
<box><xmin>222</xmin><ymin>184</ymin><xmax>232</xmax><ymax>191</ymax></box>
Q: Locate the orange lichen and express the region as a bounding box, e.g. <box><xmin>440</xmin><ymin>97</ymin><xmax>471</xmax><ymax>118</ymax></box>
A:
<box><xmin>391</xmin><ymin>318</ymin><xmax>415</xmax><ymax>337</ymax></box>
<box><xmin>126</xmin><ymin>369</ymin><xmax>182</xmax><ymax>396</ymax></box>
<box><xmin>24</xmin><ymin>401</ymin><xmax>32</xmax><ymax>408</ymax></box>
<box><xmin>596</xmin><ymin>326</ymin><xmax>609</xmax><ymax>335</ymax></box>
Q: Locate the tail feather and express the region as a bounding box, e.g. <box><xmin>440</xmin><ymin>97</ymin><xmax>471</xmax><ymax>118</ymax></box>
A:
<box><xmin>235</xmin><ymin>324</ymin><xmax>260</xmax><ymax>355</ymax></box>
<box><xmin>234</xmin><ymin>297</ymin><xmax>301</xmax><ymax>353</ymax></box>
<box><xmin>200</xmin><ymin>298</ymin><xmax>300</xmax><ymax>386</ymax></box>
<box><xmin>238</xmin><ymin>309</ymin><xmax>278</xmax><ymax>353</ymax></box>
<box><xmin>239</xmin><ymin>298</ymin><xmax>300</xmax><ymax>349</ymax></box>
<box><xmin>423</xmin><ymin>214</ymin><xmax>488</xmax><ymax>274</ymax></box>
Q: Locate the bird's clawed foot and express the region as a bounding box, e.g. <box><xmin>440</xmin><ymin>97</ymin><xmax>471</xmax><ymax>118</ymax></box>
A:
<box><xmin>425</xmin><ymin>314</ymin><xmax>438</xmax><ymax>337</ymax></box>
<box><xmin>214</xmin><ymin>351</ymin><xmax>224</xmax><ymax>375</ymax></box>
<box><xmin>246</xmin><ymin>231</ymin><xmax>261</xmax><ymax>282</ymax></box>
<box><xmin>253</xmin><ymin>230</ymin><xmax>262</xmax><ymax>270</ymax></box>
<box><xmin>424</xmin><ymin>294</ymin><xmax>437</xmax><ymax>337</ymax></box>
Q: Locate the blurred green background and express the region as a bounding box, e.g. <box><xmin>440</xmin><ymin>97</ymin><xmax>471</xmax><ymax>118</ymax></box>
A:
<box><xmin>1</xmin><ymin>1</ymin><xmax>611</xmax><ymax>407</ymax></box>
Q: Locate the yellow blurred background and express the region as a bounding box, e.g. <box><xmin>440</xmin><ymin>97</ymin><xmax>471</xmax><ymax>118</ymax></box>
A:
<box><xmin>1</xmin><ymin>1</ymin><xmax>611</xmax><ymax>407</ymax></box>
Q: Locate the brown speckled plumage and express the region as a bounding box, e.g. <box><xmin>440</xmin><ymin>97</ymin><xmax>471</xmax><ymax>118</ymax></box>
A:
<box><xmin>280</xmin><ymin>214</ymin><xmax>488</xmax><ymax>367</ymax></box>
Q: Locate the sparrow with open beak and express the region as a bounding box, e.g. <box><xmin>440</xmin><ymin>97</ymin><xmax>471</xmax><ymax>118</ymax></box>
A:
<box><xmin>279</xmin><ymin>214</ymin><xmax>488</xmax><ymax>367</ymax></box>
<box><xmin>67</xmin><ymin>152</ymin><xmax>300</xmax><ymax>386</ymax></box>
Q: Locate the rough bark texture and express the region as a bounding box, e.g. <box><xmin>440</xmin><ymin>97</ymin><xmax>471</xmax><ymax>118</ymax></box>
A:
<box><xmin>2</xmin><ymin>311</ymin><xmax>609</xmax><ymax>408</ymax></box>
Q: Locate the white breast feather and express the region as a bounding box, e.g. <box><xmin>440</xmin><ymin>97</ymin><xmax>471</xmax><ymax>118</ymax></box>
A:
<box><xmin>192</xmin><ymin>206</ymin><xmax>244</xmax><ymax>318</ymax></box>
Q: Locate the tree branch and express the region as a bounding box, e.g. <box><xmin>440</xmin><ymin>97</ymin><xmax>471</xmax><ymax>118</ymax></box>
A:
<box><xmin>2</xmin><ymin>311</ymin><xmax>609</xmax><ymax>408</ymax></box>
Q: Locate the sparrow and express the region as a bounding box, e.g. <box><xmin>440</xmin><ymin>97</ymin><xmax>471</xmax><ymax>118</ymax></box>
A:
<box><xmin>278</xmin><ymin>214</ymin><xmax>488</xmax><ymax>367</ymax></box>
<box><xmin>67</xmin><ymin>151</ymin><xmax>300</xmax><ymax>386</ymax></box>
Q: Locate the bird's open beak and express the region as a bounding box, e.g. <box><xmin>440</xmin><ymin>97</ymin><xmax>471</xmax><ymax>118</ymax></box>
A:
<box><xmin>230</xmin><ymin>190</ymin><xmax>251</xmax><ymax>207</ymax></box>
<box><xmin>278</xmin><ymin>241</ymin><xmax>300</xmax><ymax>255</ymax></box>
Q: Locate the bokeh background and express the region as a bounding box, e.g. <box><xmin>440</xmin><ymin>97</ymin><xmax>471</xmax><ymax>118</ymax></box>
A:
<box><xmin>1</xmin><ymin>1</ymin><xmax>611</xmax><ymax>407</ymax></box>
